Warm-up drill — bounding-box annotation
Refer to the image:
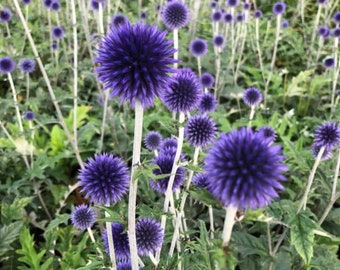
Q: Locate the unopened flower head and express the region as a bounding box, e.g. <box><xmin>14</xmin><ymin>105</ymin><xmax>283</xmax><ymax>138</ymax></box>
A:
<box><xmin>22</xmin><ymin>0</ymin><xmax>32</xmax><ymax>5</ymax></box>
<box><xmin>333</xmin><ymin>11</ymin><xmax>340</xmax><ymax>24</ymax></box>
<box><xmin>332</xmin><ymin>27</ymin><xmax>340</xmax><ymax>38</ymax></box>
<box><xmin>161</xmin><ymin>0</ymin><xmax>190</xmax><ymax>30</ymax></box>
<box><xmin>200</xmin><ymin>72</ymin><xmax>215</xmax><ymax>88</ymax></box>
<box><xmin>236</xmin><ymin>12</ymin><xmax>245</xmax><ymax>23</ymax></box>
<box><xmin>323</xmin><ymin>57</ymin><xmax>335</xmax><ymax>68</ymax></box>
<box><xmin>185</xmin><ymin>115</ymin><xmax>217</xmax><ymax>147</ymax></box>
<box><xmin>190</xmin><ymin>38</ymin><xmax>208</xmax><ymax>57</ymax></box>
<box><xmin>226</xmin><ymin>0</ymin><xmax>239</xmax><ymax>8</ymax></box>
<box><xmin>71</xmin><ymin>205</ymin><xmax>96</xmax><ymax>230</ymax></box>
<box><xmin>50</xmin><ymin>0</ymin><xmax>61</xmax><ymax>12</ymax></box>
<box><xmin>213</xmin><ymin>35</ymin><xmax>225</xmax><ymax>48</ymax></box>
<box><xmin>102</xmin><ymin>222</ymin><xmax>130</xmax><ymax>259</ymax></box>
<box><xmin>243</xmin><ymin>87</ymin><xmax>263</xmax><ymax>107</ymax></box>
<box><xmin>18</xmin><ymin>59</ymin><xmax>35</xmax><ymax>74</ymax></box>
<box><xmin>224</xmin><ymin>12</ymin><xmax>233</xmax><ymax>23</ymax></box>
<box><xmin>198</xmin><ymin>93</ymin><xmax>218</xmax><ymax>113</ymax></box>
<box><xmin>318</xmin><ymin>26</ymin><xmax>330</xmax><ymax>39</ymax></box>
<box><xmin>24</xmin><ymin>110</ymin><xmax>35</xmax><ymax>121</ymax></box>
<box><xmin>281</xmin><ymin>20</ymin><xmax>289</xmax><ymax>28</ymax></box>
<box><xmin>211</xmin><ymin>10</ymin><xmax>223</xmax><ymax>22</ymax></box>
<box><xmin>254</xmin><ymin>10</ymin><xmax>263</xmax><ymax>19</ymax></box>
<box><xmin>136</xmin><ymin>218</ymin><xmax>164</xmax><ymax>256</ymax></box>
<box><xmin>144</xmin><ymin>131</ymin><xmax>163</xmax><ymax>151</ymax></box>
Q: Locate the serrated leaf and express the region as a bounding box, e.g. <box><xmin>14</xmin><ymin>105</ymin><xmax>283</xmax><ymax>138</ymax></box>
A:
<box><xmin>271</xmin><ymin>250</ymin><xmax>292</xmax><ymax>270</ymax></box>
<box><xmin>50</xmin><ymin>125</ymin><xmax>67</xmax><ymax>155</ymax></box>
<box><xmin>188</xmin><ymin>188</ymin><xmax>217</xmax><ymax>207</ymax></box>
<box><xmin>65</xmin><ymin>105</ymin><xmax>92</xmax><ymax>131</ymax></box>
<box><xmin>44</xmin><ymin>214</ymin><xmax>70</xmax><ymax>236</ymax></box>
<box><xmin>0</xmin><ymin>221</ymin><xmax>23</xmax><ymax>258</ymax></box>
<box><xmin>286</xmin><ymin>70</ymin><xmax>313</xmax><ymax>97</ymax></box>
<box><xmin>232</xmin><ymin>232</ymin><xmax>268</xmax><ymax>257</ymax></box>
<box><xmin>1</xmin><ymin>197</ymin><xmax>33</xmax><ymax>224</ymax></box>
<box><xmin>289</xmin><ymin>211</ymin><xmax>317</xmax><ymax>266</ymax></box>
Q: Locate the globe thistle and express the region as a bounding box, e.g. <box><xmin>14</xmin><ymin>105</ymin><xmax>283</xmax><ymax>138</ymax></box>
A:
<box><xmin>236</xmin><ymin>12</ymin><xmax>245</xmax><ymax>23</ymax></box>
<box><xmin>224</xmin><ymin>13</ymin><xmax>233</xmax><ymax>23</ymax></box>
<box><xmin>18</xmin><ymin>59</ymin><xmax>35</xmax><ymax>74</ymax></box>
<box><xmin>323</xmin><ymin>57</ymin><xmax>335</xmax><ymax>68</ymax></box>
<box><xmin>213</xmin><ymin>35</ymin><xmax>225</xmax><ymax>48</ymax></box>
<box><xmin>150</xmin><ymin>150</ymin><xmax>185</xmax><ymax>193</ymax></box>
<box><xmin>89</xmin><ymin>0</ymin><xmax>106</xmax><ymax>11</ymax></box>
<box><xmin>332</xmin><ymin>27</ymin><xmax>340</xmax><ymax>38</ymax></box>
<box><xmin>200</xmin><ymin>72</ymin><xmax>215</xmax><ymax>88</ymax></box>
<box><xmin>281</xmin><ymin>20</ymin><xmax>289</xmax><ymax>28</ymax></box>
<box><xmin>311</xmin><ymin>143</ymin><xmax>333</xmax><ymax>161</ymax></box>
<box><xmin>198</xmin><ymin>93</ymin><xmax>218</xmax><ymax>113</ymax></box>
<box><xmin>161</xmin><ymin>68</ymin><xmax>202</xmax><ymax>113</ymax></box>
<box><xmin>111</xmin><ymin>13</ymin><xmax>129</xmax><ymax>28</ymax></box>
<box><xmin>24</xmin><ymin>110</ymin><xmax>35</xmax><ymax>121</ymax></box>
<box><xmin>243</xmin><ymin>2</ymin><xmax>251</xmax><ymax>10</ymax></box>
<box><xmin>0</xmin><ymin>57</ymin><xmax>16</xmax><ymax>74</ymax></box>
<box><xmin>189</xmin><ymin>38</ymin><xmax>208</xmax><ymax>57</ymax></box>
<box><xmin>210</xmin><ymin>1</ymin><xmax>218</xmax><ymax>9</ymax></box>
<box><xmin>205</xmin><ymin>127</ymin><xmax>287</xmax><ymax>209</ymax></box>
<box><xmin>50</xmin><ymin>0</ymin><xmax>61</xmax><ymax>12</ymax></box>
<box><xmin>272</xmin><ymin>2</ymin><xmax>286</xmax><ymax>16</ymax></box>
<box><xmin>140</xmin><ymin>11</ymin><xmax>148</xmax><ymax>20</ymax></box>
<box><xmin>258</xmin><ymin>126</ymin><xmax>277</xmax><ymax>143</ymax></box>
<box><xmin>226</xmin><ymin>0</ymin><xmax>239</xmax><ymax>8</ymax></box>
<box><xmin>160</xmin><ymin>138</ymin><xmax>178</xmax><ymax>153</ymax></box>
<box><xmin>161</xmin><ymin>0</ymin><xmax>190</xmax><ymax>30</ymax></box>
<box><xmin>51</xmin><ymin>26</ymin><xmax>65</xmax><ymax>39</ymax></box>
<box><xmin>78</xmin><ymin>153</ymin><xmax>129</xmax><ymax>205</ymax></box>
<box><xmin>243</xmin><ymin>87</ymin><xmax>263</xmax><ymax>107</ymax></box>
<box><xmin>185</xmin><ymin>115</ymin><xmax>217</xmax><ymax>147</ymax></box>
<box><xmin>314</xmin><ymin>122</ymin><xmax>340</xmax><ymax>150</ymax></box>
<box><xmin>136</xmin><ymin>218</ymin><xmax>164</xmax><ymax>256</ymax></box>
<box><xmin>333</xmin><ymin>11</ymin><xmax>340</xmax><ymax>24</ymax></box>
<box><xmin>95</xmin><ymin>22</ymin><xmax>177</xmax><ymax>109</ymax></box>
<box><xmin>22</xmin><ymin>0</ymin><xmax>32</xmax><ymax>5</ymax></box>
<box><xmin>71</xmin><ymin>205</ymin><xmax>96</xmax><ymax>231</ymax></box>
<box><xmin>102</xmin><ymin>222</ymin><xmax>130</xmax><ymax>260</ymax></box>
<box><xmin>43</xmin><ymin>0</ymin><xmax>53</xmax><ymax>8</ymax></box>
<box><xmin>144</xmin><ymin>131</ymin><xmax>163</xmax><ymax>151</ymax></box>
<box><xmin>192</xmin><ymin>173</ymin><xmax>208</xmax><ymax>189</ymax></box>
<box><xmin>318</xmin><ymin>26</ymin><xmax>330</xmax><ymax>39</ymax></box>
<box><xmin>211</xmin><ymin>10</ymin><xmax>223</xmax><ymax>22</ymax></box>
<box><xmin>51</xmin><ymin>41</ymin><xmax>59</xmax><ymax>51</ymax></box>
<box><xmin>0</xmin><ymin>8</ymin><xmax>12</xmax><ymax>23</ymax></box>
<box><xmin>254</xmin><ymin>10</ymin><xmax>263</xmax><ymax>19</ymax></box>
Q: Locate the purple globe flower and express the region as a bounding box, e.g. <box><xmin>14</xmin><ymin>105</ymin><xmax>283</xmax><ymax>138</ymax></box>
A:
<box><xmin>160</xmin><ymin>138</ymin><xmax>178</xmax><ymax>154</ymax></box>
<box><xmin>211</xmin><ymin>10</ymin><xmax>223</xmax><ymax>22</ymax></box>
<box><xmin>281</xmin><ymin>20</ymin><xmax>289</xmax><ymax>28</ymax></box>
<box><xmin>323</xmin><ymin>57</ymin><xmax>335</xmax><ymax>68</ymax></box>
<box><xmin>332</xmin><ymin>27</ymin><xmax>340</xmax><ymax>38</ymax></box>
<box><xmin>51</xmin><ymin>41</ymin><xmax>59</xmax><ymax>51</ymax></box>
<box><xmin>205</xmin><ymin>127</ymin><xmax>287</xmax><ymax>209</ymax></box>
<box><xmin>0</xmin><ymin>57</ymin><xmax>16</xmax><ymax>74</ymax></box>
<box><xmin>161</xmin><ymin>68</ymin><xmax>202</xmax><ymax>113</ymax></box>
<box><xmin>150</xmin><ymin>150</ymin><xmax>185</xmax><ymax>193</ymax></box>
<box><xmin>161</xmin><ymin>0</ymin><xmax>190</xmax><ymax>30</ymax></box>
<box><xmin>0</xmin><ymin>8</ymin><xmax>12</xmax><ymax>23</ymax></box>
<box><xmin>89</xmin><ymin>0</ymin><xmax>106</xmax><ymax>11</ymax></box>
<box><xmin>18</xmin><ymin>59</ymin><xmax>35</xmax><ymax>73</ymax></box>
<box><xmin>24</xmin><ymin>110</ymin><xmax>35</xmax><ymax>121</ymax></box>
<box><xmin>224</xmin><ymin>13</ymin><xmax>233</xmax><ymax>23</ymax></box>
<box><xmin>95</xmin><ymin>22</ymin><xmax>177</xmax><ymax>109</ymax></box>
<box><xmin>311</xmin><ymin>143</ymin><xmax>333</xmax><ymax>161</ymax></box>
<box><xmin>243</xmin><ymin>2</ymin><xmax>251</xmax><ymax>10</ymax></box>
<box><xmin>198</xmin><ymin>93</ymin><xmax>217</xmax><ymax>113</ymax></box>
<box><xmin>236</xmin><ymin>12</ymin><xmax>245</xmax><ymax>23</ymax></box>
<box><xmin>43</xmin><ymin>0</ymin><xmax>53</xmax><ymax>8</ymax></box>
<box><xmin>136</xmin><ymin>218</ymin><xmax>164</xmax><ymax>256</ymax></box>
<box><xmin>140</xmin><ymin>11</ymin><xmax>148</xmax><ymax>20</ymax></box>
<box><xmin>192</xmin><ymin>173</ymin><xmax>208</xmax><ymax>188</ymax></box>
<box><xmin>254</xmin><ymin>10</ymin><xmax>263</xmax><ymax>19</ymax></box>
<box><xmin>51</xmin><ymin>26</ymin><xmax>65</xmax><ymax>39</ymax></box>
<box><xmin>78</xmin><ymin>153</ymin><xmax>129</xmax><ymax>205</ymax></box>
<box><xmin>22</xmin><ymin>0</ymin><xmax>32</xmax><ymax>5</ymax></box>
<box><xmin>226</xmin><ymin>0</ymin><xmax>239</xmax><ymax>8</ymax></box>
<box><xmin>333</xmin><ymin>12</ymin><xmax>340</xmax><ymax>24</ymax></box>
<box><xmin>144</xmin><ymin>131</ymin><xmax>163</xmax><ymax>151</ymax></box>
<box><xmin>273</xmin><ymin>2</ymin><xmax>286</xmax><ymax>16</ymax></box>
<box><xmin>111</xmin><ymin>13</ymin><xmax>129</xmax><ymax>28</ymax></box>
<box><xmin>213</xmin><ymin>35</ymin><xmax>225</xmax><ymax>48</ymax></box>
<box><xmin>318</xmin><ymin>26</ymin><xmax>330</xmax><ymax>39</ymax></box>
<box><xmin>189</xmin><ymin>38</ymin><xmax>208</xmax><ymax>57</ymax></box>
<box><xmin>314</xmin><ymin>122</ymin><xmax>340</xmax><ymax>149</ymax></box>
<box><xmin>200</xmin><ymin>72</ymin><xmax>215</xmax><ymax>88</ymax></box>
<box><xmin>185</xmin><ymin>115</ymin><xmax>217</xmax><ymax>147</ymax></box>
<box><xmin>102</xmin><ymin>222</ymin><xmax>130</xmax><ymax>260</ymax></box>
<box><xmin>258</xmin><ymin>126</ymin><xmax>277</xmax><ymax>143</ymax></box>
<box><xmin>243</xmin><ymin>87</ymin><xmax>263</xmax><ymax>107</ymax></box>
<box><xmin>71</xmin><ymin>205</ymin><xmax>96</xmax><ymax>230</ymax></box>
<box><xmin>210</xmin><ymin>1</ymin><xmax>217</xmax><ymax>9</ymax></box>
<box><xmin>50</xmin><ymin>0</ymin><xmax>61</xmax><ymax>12</ymax></box>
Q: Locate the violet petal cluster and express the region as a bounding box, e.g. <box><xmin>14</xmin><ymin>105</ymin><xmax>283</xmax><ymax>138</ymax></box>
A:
<box><xmin>136</xmin><ymin>218</ymin><xmax>164</xmax><ymax>256</ymax></box>
<box><xmin>71</xmin><ymin>205</ymin><xmax>96</xmax><ymax>231</ymax></box>
<box><xmin>313</xmin><ymin>122</ymin><xmax>340</xmax><ymax>150</ymax></box>
<box><xmin>185</xmin><ymin>115</ymin><xmax>217</xmax><ymax>147</ymax></box>
<box><xmin>102</xmin><ymin>222</ymin><xmax>130</xmax><ymax>260</ymax></box>
<box><xmin>144</xmin><ymin>131</ymin><xmax>163</xmax><ymax>151</ymax></box>
<box><xmin>161</xmin><ymin>0</ymin><xmax>190</xmax><ymax>30</ymax></box>
<box><xmin>198</xmin><ymin>93</ymin><xmax>218</xmax><ymax>113</ymax></box>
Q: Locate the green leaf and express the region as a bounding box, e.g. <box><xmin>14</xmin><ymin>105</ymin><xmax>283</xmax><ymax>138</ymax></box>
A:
<box><xmin>289</xmin><ymin>211</ymin><xmax>317</xmax><ymax>266</ymax></box>
<box><xmin>65</xmin><ymin>105</ymin><xmax>92</xmax><ymax>131</ymax></box>
<box><xmin>44</xmin><ymin>214</ymin><xmax>70</xmax><ymax>236</ymax></box>
<box><xmin>1</xmin><ymin>197</ymin><xmax>33</xmax><ymax>224</ymax></box>
<box><xmin>49</xmin><ymin>125</ymin><xmax>67</xmax><ymax>155</ymax></box>
<box><xmin>188</xmin><ymin>188</ymin><xmax>217</xmax><ymax>207</ymax></box>
<box><xmin>0</xmin><ymin>221</ymin><xmax>23</xmax><ymax>259</ymax></box>
<box><xmin>286</xmin><ymin>70</ymin><xmax>313</xmax><ymax>97</ymax></box>
<box><xmin>310</xmin><ymin>244</ymin><xmax>340</xmax><ymax>270</ymax></box>
<box><xmin>232</xmin><ymin>232</ymin><xmax>268</xmax><ymax>257</ymax></box>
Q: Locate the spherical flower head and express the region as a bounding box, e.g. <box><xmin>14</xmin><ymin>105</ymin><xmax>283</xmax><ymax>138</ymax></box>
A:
<box><xmin>185</xmin><ymin>115</ymin><xmax>217</xmax><ymax>147</ymax></box>
<box><xmin>22</xmin><ymin>0</ymin><xmax>32</xmax><ymax>5</ymax></box>
<box><xmin>140</xmin><ymin>11</ymin><xmax>148</xmax><ymax>20</ymax></box>
<box><xmin>89</xmin><ymin>0</ymin><xmax>106</xmax><ymax>11</ymax></box>
<box><xmin>258</xmin><ymin>126</ymin><xmax>277</xmax><ymax>143</ymax></box>
<box><xmin>224</xmin><ymin>13</ymin><xmax>233</xmax><ymax>23</ymax></box>
<box><xmin>333</xmin><ymin>11</ymin><xmax>340</xmax><ymax>24</ymax></box>
<box><xmin>337</xmin><ymin>89</ymin><xmax>340</xmax><ymax>96</ymax></box>
<box><xmin>51</xmin><ymin>41</ymin><xmax>59</xmax><ymax>51</ymax></box>
<box><xmin>0</xmin><ymin>57</ymin><xmax>16</xmax><ymax>74</ymax></box>
<box><xmin>254</xmin><ymin>10</ymin><xmax>263</xmax><ymax>19</ymax></box>
<box><xmin>18</xmin><ymin>59</ymin><xmax>35</xmax><ymax>74</ymax></box>
<box><xmin>273</xmin><ymin>2</ymin><xmax>286</xmax><ymax>16</ymax></box>
<box><xmin>24</xmin><ymin>110</ymin><xmax>35</xmax><ymax>121</ymax></box>
<box><xmin>226</xmin><ymin>0</ymin><xmax>239</xmax><ymax>8</ymax></box>
<box><xmin>236</xmin><ymin>12</ymin><xmax>245</xmax><ymax>23</ymax></box>
<box><xmin>205</xmin><ymin>127</ymin><xmax>287</xmax><ymax>209</ymax></box>
<box><xmin>332</xmin><ymin>27</ymin><xmax>340</xmax><ymax>38</ymax></box>
<box><xmin>111</xmin><ymin>13</ymin><xmax>129</xmax><ymax>28</ymax></box>
<box><xmin>318</xmin><ymin>26</ymin><xmax>330</xmax><ymax>39</ymax></box>
<box><xmin>192</xmin><ymin>173</ymin><xmax>208</xmax><ymax>188</ymax></box>
<box><xmin>95</xmin><ymin>22</ymin><xmax>177</xmax><ymax>109</ymax></box>
<box><xmin>78</xmin><ymin>153</ymin><xmax>129</xmax><ymax>205</ymax></box>
<box><xmin>200</xmin><ymin>72</ymin><xmax>215</xmax><ymax>88</ymax></box>
<box><xmin>198</xmin><ymin>93</ymin><xmax>217</xmax><ymax>113</ymax></box>
<box><xmin>211</xmin><ymin>10</ymin><xmax>222</xmax><ymax>22</ymax></box>
<box><xmin>71</xmin><ymin>205</ymin><xmax>96</xmax><ymax>230</ymax></box>
<box><xmin>51</xmin><ymin>26</ymin><xmax>65</xmax><ymax>39</ymax></box>
<box><xmin>243</xmin><ymin>2</ymin><xmax>251</xmax><ymax>10</ymax></box>
<box><xmin>314</xmin><ymin>122</ymin><xmax>340</xmax><ymax>149</ymax></box>
<box><xmin>0</xmin><ymin>8</ymin><xmax>12</xmax><ymax>23</ymax></box>
<box><xmin>161</xmin><ymin>68</ymin><xmax>202</xmax><ymax>113</ymax></box>
<box><xmin>150</xmin><ymin>151</ymin><xmax>185</xmax><ymax>193</ymax></box>
<box><xmin>161</xmin><ymin>0</ymin><xmax>190</xmax><ymax>30</ymax></box>
<box><xmin>243</xmin><ymin>87</ymin><xmax>263</xmax><ymax>107</ymax></box>
<box><xmin>50</xmin><ymin>0</ymin><xmax>61</xmax><ymax>12</ymax></box>
<box><xmin>323</xmin><ymin>57</ymin><xmax>335</xmax><ymax>68</ymax></box>
<box><xmin>281</xmin><ymin>20</ymin><xmax>289</xmax><ymax>28</ymax></box>
<box><xmin>136</xmin><ymin>218</ymin><xmax>164</xmax><ymax>256</ymax></box>
<box><xmin>160</xmin><ymin>138</ymin><xmax>178</xmax><ymax>153</ymax></box>
<box><xmin>102</xmin><ymin>222</ymin><xmax>130</xmax><ymax>260</ymax></box>
<box><xmin>189</xmin><ymin>38</ymin><xmax>208</xmax><ymax>57</ymax></box>
<box><xmin>317</xmin><ymin>0</ymin><xmax>327</xmax><ymax>4</ymax></box>
<box><xmin>43</xmin><ymin>0</ymin><xmax>53</xmax><ymax>8</ymax></box>
<box><xmin>311</xmin><ymin>143</ymin><xmax>333</xmax><ymax>161</ymax></box>
<box><xmin>144</xmin><ymin>131</ymin><xmax>163</xmax><ymax>151</ymax></box>
<box><xmin>210</xmin><ymin>1</ymin><xmax>217</xmax><ymax>8</ymax></box>
<box><xmin>213</xmin><ymin>35</ymin><xmax>225</xmax><ymax>48</ymax></box>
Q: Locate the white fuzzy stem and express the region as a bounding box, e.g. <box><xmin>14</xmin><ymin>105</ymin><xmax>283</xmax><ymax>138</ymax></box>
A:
<box><xmin>222</xmin><ymin>205</ymin><xmax>238</xmax><ymax>247</ymax></box>
<box><xmin>174</xmin><ymin>28</ymin><xmax>179</xmax><ymax>69</ymax></box>
<box><xmin>87</xmin><ymin>227</ymin><xmax>104</xmax><ymax>258</ymax></box>
<box><xmin>209</xmin><ymin>206</ymin><xmax>215</xmax><ymax>239</ymax></box>
<box><xmin>105</xmin><ymin>210</ymin><xmax>117</xmax><ymax>268</ymax></box>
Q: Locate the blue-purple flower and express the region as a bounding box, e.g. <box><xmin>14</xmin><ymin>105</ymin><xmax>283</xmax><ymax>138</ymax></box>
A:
<box><xmin>95</xmin><ymin>22</ymin><xmax>177</xmax><ymax>108</ymax></box>
<box><xmin>226</xmin><ymin>0</ymin><xmax>239</xmax><ymax>8</ymax></box>
<box><xmin>253</xmin><ymin>10</ymin><xmax>263</xmax><ymax>19</ymax></box>
<box><xmin>161</xmin><ymin>0</ymin><xmax>190</xmax><ymax>30</ymax></box>
<box><xmin>198</xmin><ymin>93</ymin><xmax>217</xmax><ymax>113</ymax></box>
<box><xmin>89</xmin><ymin>0</ymin><xmax>106</xmax><ymax>11</ymax></box>
<box><xmin>323</xmin><ymin>57</ymin><xmax>336</xmax><ymax>68</ymax></box>
<box><xmin>211</xmin><ymin>10</ymin><xmax>223</xmax><ymax>22</ymax></box>
<box><xmin>78</xmin><ymin>153</ymin><xmax>129</xmax><ymax>205</ymax></box>
<box><xmin>22</xmin><ymin>0</ymin><xmax>32</xmax><ymax>5</ymax></box>
<box><xmin>318</xmin><ymin>26</ymin><xmax>330</xmax><ymax>39</ymax></box>
<box><xmin>213</xmin><ymin>35</ymin><xmax>225</xmax><ymax>48</ymax></box>
<box><xmin>313</xmin><ymin>122</ymin><xmax>340</xmax><ymax>150</ymax></box>
<box><xmin>189</xmin><ymin>38</ymin><xmax>208</xmax><ymax>57</ymax></box>
<box><xmin>111</xmin><ymin>13</ymin><xmax>129</xmax><ymax>28</ymax></box>
<box><xmin>18</xmin><ymin>59</ymin><xmax>35</xmax><ymax>74</ymax></box>
<box><xmin>200</xmin><ymin>72</ymin><xmax>215</xmax><ymax>88</ymax></box>
<box><xmin>272</xmin><ymin>2</ymin><xmax>286</xmax><ymax>16</ymax></box>
<box><xmin>0</xmin><ymin>8</ymin><xmax>12</xmax><ymax>23</ymax></box>
<box><xmin>24</xmin><ymin>110</ymin><xmax>35</xmax><ymax>121</ymax></box>
<box><xmin>0</xmin><ymin>57</ymin><xmax>16</xmax><ymax>74</ymax></box>
<box><xmin>102</xmin><ymin>222</ymin><xmax>130</xmax><ymax>259</ymax></box>
<box><xmin>205</xmin><ymin>127</ymin><xmax>287</xmax><ymax>209</ymax></box>
<box><xmin>243</xmin><ymin>87</ymin><xmax>263</xmax><ymax>107</ymax></box>
<box><xmin>332</xmin><ymin>27</ymin><xmax>340</xmax><ymax>38</ymax></box>
<box><xmin>51</xmin><ymin>26</ymin><xmax>65</xmax><ymax>39</ymax></box>
<box><xmin>71</xmin><ymin>205</ymin><xmax>96</xmax><ymax>230</ymax></box>
<box><xmin>50</xmin><ymin>0</ymin><xmax>61</xmax><ymax>12</ymax></box>
<box><xmin>192</xmin><ymin>173</ymin><xmax>208</xmax><ymax>189</ymax></box>
<box><xmin>333</xmin><ymin>11</ymin><xmax>340</xmax><ymax>24</ymax></box>
<box><xmin>311</xmin><ymin>143</ymin><xmax>333</xmax><ymax>161</ymax></box>
<box><xmin>224</xmin><ymin>13</ymin><xmax>233</xmax><ymax>23</ymax></box>
<box><xmin>136</xmin><ymin>218</ymin><xmax>164</xmax><ymax>256</ymax></box>
<box><xmin>144</xmin><ymin>131</ymin><xmax>163</xmax><ymax>151</ymax></box>
<box><xmin>185</xmin><ymin>115</ymin><xmax>217</xmax><ymax>147</ymax></box>
<box><xmin>258</xmin><ymin>126</ymin><xmax>277</xmax><ymax>143</ymax></box>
